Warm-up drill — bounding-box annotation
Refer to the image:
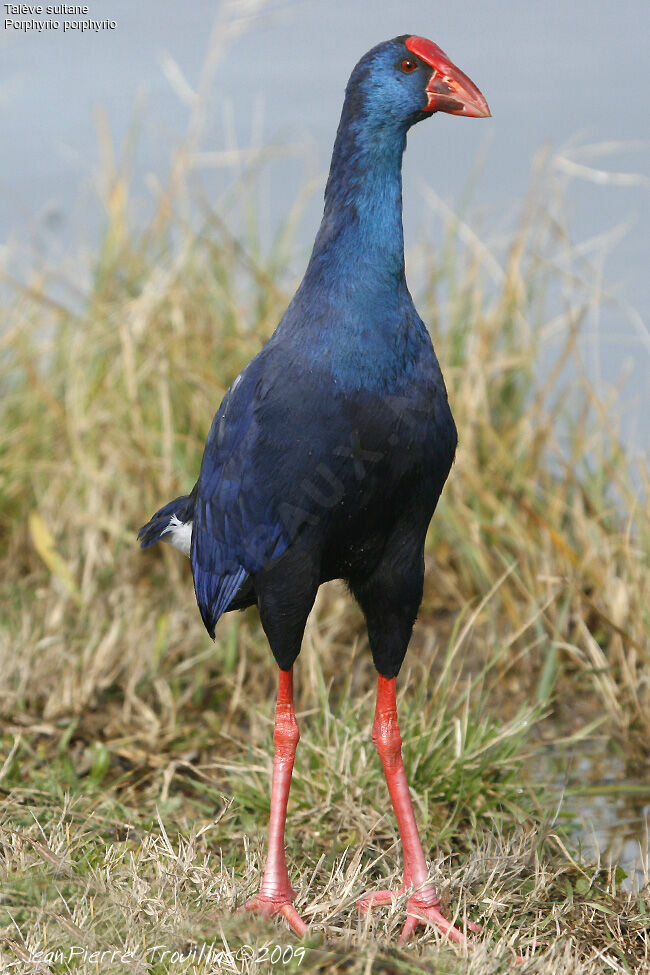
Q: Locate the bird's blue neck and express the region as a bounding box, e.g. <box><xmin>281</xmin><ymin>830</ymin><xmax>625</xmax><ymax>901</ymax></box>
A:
<box><xmin>302</xmin><ymin>109</ymin><xmax>408</xmax><ymax>295</ymax></box>
<box><xmin>275</xmin><ymin>101</ymin><xmax>425</xmax><ymax>392</ymax></box>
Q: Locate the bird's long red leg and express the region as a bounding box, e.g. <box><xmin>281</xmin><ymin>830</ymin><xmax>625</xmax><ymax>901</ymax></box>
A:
<box><xmin>357</xmin><ymin>675</ymin><xmax>478</xmax><ymax>944</ymax></box>
<box><xmin>244</xmin><ymin>667</ymin><xmax>307</xmax><ymax>937</ymax></box>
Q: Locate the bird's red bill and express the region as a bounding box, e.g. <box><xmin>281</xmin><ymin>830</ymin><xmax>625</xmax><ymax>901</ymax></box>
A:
<box><xmin>405</xmin><ymin>35</ymin><xmax>490</xmax><ymax>118</ymax></box>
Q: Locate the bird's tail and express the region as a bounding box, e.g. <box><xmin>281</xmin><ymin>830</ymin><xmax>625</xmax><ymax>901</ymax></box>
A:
<box><xmin>138</xmin><ymin>491</ymin><xmax>195</xmax><ymax>554</ymax></box>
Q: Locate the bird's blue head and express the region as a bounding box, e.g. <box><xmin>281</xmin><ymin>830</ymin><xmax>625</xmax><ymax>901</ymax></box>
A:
<box><xmin>346</xmin><ymin>34</ymin><xmax>490</xmax><ymax>134</ymax></box>
<box><xmin>311</xmin><ymin>33</ymin><xmax>490</xmax><ymax>298</ymax></box>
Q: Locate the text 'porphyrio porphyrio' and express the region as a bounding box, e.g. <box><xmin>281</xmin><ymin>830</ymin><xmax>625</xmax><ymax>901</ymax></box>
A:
<box><xmin>139</xmin><ymin>34</ymin><xmax>489</xmax><ymax>943</ymax></box>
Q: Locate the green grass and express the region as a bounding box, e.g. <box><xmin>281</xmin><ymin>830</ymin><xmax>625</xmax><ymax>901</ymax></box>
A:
<box><xmin>0</xmin><ymin>119</ymin><xmax>649</xmax><ymax>973</ymax></box>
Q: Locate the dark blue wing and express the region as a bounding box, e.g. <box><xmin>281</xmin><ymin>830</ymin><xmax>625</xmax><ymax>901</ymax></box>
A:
<box><xmin>190</xmin><ymin>356</ymin><xmax>295</xmax><ymax>636</ymax></box>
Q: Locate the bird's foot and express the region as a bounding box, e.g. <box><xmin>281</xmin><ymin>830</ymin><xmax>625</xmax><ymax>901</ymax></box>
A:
<box><xmin>244</xmin><ymin>889</ymin><xmax>308</xmax><ymax>938</ymax></box>
<box><xmin>357</xmin><ymin>884</ymin><xmax>480</xmax><ymax>945</ymax></box>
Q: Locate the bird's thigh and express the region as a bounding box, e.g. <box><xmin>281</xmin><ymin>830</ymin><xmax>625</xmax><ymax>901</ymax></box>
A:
<box><xmin>254</xmin><ymin>545</ymin><xmax>321</xmax><ymax>671</ymax></box>
<box><xmin>350</xmin><ymin>556</ymin><xmax>424</xmax><ymax>679</ymax></box>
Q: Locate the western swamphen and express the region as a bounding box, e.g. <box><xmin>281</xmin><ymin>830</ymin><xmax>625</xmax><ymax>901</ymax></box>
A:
<box><xmin>140</xmin><ymin>34</ymin><xmax>489</xmax><ymax>943</ymax></box>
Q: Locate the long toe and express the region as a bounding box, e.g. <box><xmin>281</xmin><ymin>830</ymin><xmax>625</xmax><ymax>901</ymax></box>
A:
<box><xmin>399</xmin><ymin>900</ymin><xmax>475</xmax><ymax>945</ymax></box>
<box><xmin>356</xmin><ymin>888</ymin><xmax>400</xmax><ymax>913</ymax></box>
<box><xmin>279</xmin><ymin>903</ymin><xmax>308</xmax><ymax>938</ymax></box>
<box><xmin>357</xmin><ymin>886</ymin><xmax>477</xmax><ymax>945</ymax></box>
<box><xmin>244</xmin><ymin>894</ymin><xmax>308</xmax><ymax>938</ymax></box>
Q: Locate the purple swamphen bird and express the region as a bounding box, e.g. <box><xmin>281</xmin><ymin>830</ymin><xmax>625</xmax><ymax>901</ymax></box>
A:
<box><xmin>139</xmin><ymin>35</ymin><xmax>489</xmax><ymax>943</ymax></box>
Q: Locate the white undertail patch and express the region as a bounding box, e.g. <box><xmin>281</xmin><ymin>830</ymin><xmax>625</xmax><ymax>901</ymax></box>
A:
<box><xmin>161</xmin><ymin>514</ymin><xmax>192</xmax><ymax>556</ymax></box>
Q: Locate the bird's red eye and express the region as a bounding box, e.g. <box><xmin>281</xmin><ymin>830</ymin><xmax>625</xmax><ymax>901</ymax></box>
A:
<box><xmin>400</xmin><ymin>58</ymin><xmax>417</xmax><ymax>73</ymax></box>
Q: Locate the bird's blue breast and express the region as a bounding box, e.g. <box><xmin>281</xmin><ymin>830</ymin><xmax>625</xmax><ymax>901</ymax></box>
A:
<box><xmin>275</xmin><ymin>235</ymin><xmax>431</xmax><ymax>396</ymax></box>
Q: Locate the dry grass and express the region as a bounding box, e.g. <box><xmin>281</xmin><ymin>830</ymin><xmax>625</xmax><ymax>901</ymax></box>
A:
<box><xmin>1</xmin><ymin>798</ymin><xmax>648</xmax><ymax>974</ymax></box>
<box><xmin>0</xmin><ymin>94</ymin><xmax>649</xmax><ymax>972</ymax></box>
